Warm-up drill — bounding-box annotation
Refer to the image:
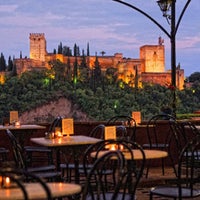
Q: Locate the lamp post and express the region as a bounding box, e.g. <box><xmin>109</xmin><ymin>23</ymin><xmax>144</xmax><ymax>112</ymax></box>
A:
<box><xmin>113</xmin><ymin>0</ymin><xmax>191</xmax><ymax>117</ymax></box>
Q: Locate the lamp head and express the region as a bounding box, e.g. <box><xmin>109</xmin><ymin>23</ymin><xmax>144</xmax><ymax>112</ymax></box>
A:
<box><xmin>157</xmin><ymin>0</ymin><xmax>172</xmax><ymax>16</ymax></box>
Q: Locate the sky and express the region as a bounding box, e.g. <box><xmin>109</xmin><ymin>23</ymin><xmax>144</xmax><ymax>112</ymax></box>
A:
<box><xmin>0</xmin><ymin>0</ymin><xmax>199</xmax><ymax>77</ymax></box>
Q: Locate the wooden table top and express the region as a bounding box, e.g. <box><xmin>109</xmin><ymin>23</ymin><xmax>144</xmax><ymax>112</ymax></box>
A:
<box><xmin>31</xmin><ymin>135</ymin><xmax>102</xmax><ymax>147</ymax></box>
<box><xmin>91</xmin><ymin>149</ymin><xmax>168</xmax><ymax>160</ymax></box>
<box><xmin>0</xmin><ymin>182</ymin><xmax>81</xmax><ymax>200</ymax></box>
<box><xmin>0</xmin><ymin>124</ymin><xmax>46</xmax><ymax>131</ymax></box>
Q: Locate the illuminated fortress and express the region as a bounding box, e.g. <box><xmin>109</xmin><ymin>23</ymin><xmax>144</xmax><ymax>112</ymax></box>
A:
<box><xmin>14</xmin><ymin>33</ymin><xmax>184</xmax><ymax>89</ymax></box>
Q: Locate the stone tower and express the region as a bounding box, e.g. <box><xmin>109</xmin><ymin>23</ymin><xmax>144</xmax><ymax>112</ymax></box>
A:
<box><xmin>140</xmin><ymin>43</ymin><xmax>165</xmax><ymax>73</ymax></box>
<box><xmin>29</xmin><ymin>33</ymin><xmax>47</xmax><ymax>61</ymax></box>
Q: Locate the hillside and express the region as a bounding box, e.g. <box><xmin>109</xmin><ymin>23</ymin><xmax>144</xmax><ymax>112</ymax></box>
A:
<box><xmin>19</xmin><ymin>97</ymin><xmax>89</xmax><ymax>124</ymax></box>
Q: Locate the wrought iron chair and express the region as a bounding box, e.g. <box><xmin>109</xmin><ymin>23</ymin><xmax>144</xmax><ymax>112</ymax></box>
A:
<box><xmin>106</xmin><ymin>115</ymin><xmax>137</xmax><ymax>141</ymax></box>
<box><xmin>0</xmin><ymin>147</ymin><xmax>9</xmax><ymax>162</ymax></box>
<box><xmin>0</xmin><ymin>167</ymin><xmax>52</xmax><ymax>200</ymax></box>
<box><xmin>6</xmin><ymin>129</ymin><xmax>61</xmax><ymax>181</ymax></box>
<box><xmin>24</xmin><ymin>116</ymin><xmax>63</xmax><ymax>167</ymax></box>
<box><xmin>149</xmin><ymin>134</ymin><xmax>200</xmax><ymax>200</ymax></box>
<box><xmin>143</xmin><ymin>114</ymin><xmax>176</xmax><ymax>177</ymax></box>
<box><xmin>81</xmin><ymin>150</ymin><xmax>126</xmax><ymax>200</ymax></box>
<box><xmin>81</xmin><ymin>139</ymin><xmax>146</xmax><ymax>200</ymax></box>
<box><xmin>60</xmin><ymin>124</ymin><xmax>105</xmax><ymax>182</ymax></box>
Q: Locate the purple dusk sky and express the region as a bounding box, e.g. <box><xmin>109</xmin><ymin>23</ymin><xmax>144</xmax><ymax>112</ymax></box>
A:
<box><xmin>0</xmin><ymin>0</ymin><xmax>199</xmax><ymax>76</ymax></box>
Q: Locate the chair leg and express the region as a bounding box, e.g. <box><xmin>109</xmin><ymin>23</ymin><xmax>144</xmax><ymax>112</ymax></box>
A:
<box><xmin>145</xmin><ymin>160</ymin><xmax>151</xmax><ymax>178</ymax></box>
<box><xmin>161</xmin><ymin>158</ymin><xmax>165</xmax><ymax>175</ymax></box>
<box><xmin>149</xmin><ymin>192</ymin><xmax>153</xmax><ymax>200</ymax></box>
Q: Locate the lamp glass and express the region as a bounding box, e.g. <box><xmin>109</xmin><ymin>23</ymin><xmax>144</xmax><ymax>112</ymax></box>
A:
<box><xmin>157</xmin><ymin>0</ymin><xmax>172</xmax><ymax>12</ymax></box>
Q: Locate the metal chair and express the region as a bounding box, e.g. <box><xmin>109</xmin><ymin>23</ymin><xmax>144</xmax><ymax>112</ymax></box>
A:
<box><xmin>106</xmin><ymin>115</ymin><xmax>136</xmax><ymax>141</ymax></box>
<box><xmin>81</xmin><ymin>150</ymin><xmax>126</xmax><ymax>200</ymax></box>
<box><xmin>60</xmin><ymin>124</ymin><xmax>105</xmax><ymax>182</ymax></box>
<box><xmin>143</xmin><ymin>114</ymin><xmax>176</xmax><ymax>177</ymax></box>
<box><xmin>6</xmin><ymin>129</ymin><xmax>61</xmax><ymax>182</ymax></box>
<box><xmin>150</xmin><ymin>134</ymin><xmax>200</xmax><ymax>200</ymax></box>
<box><xmin>81</xmin><ymin>139</ymin><xmax>146</xmax><ymax>200</ymax></box>
<box><xmin>0</xmin><ymin>167</ymin><xmax>52</xmax><ymax>200</ymax></box>
<box><xmin>24</xmin><ymin>116</ymin><xmax>63</xmax><ymax>167</ymax></box>
<box><xmin>0</xmin><ymin>147</ymin><xmax>9</xmax><ymax>162</ymax></box>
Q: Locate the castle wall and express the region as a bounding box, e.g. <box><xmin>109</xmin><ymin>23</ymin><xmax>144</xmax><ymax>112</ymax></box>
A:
<box><xmin>13</xmin><ymin>33</ymin><xmax>185</xmax><ymax>90</ymax></box>
<box><xmin>141</xmin><ymin>68</ymin><xmax>184</xmax><ymax>90</ymax></box>
<box><xmin>141</xmin><ymin>72</ymin><xmax>171</xmax><ymax>87</ymax></box>
<box><xmin>15</xmin><ymin>58</ymin><xmax>46</xmax><ymax>75</ymax></box>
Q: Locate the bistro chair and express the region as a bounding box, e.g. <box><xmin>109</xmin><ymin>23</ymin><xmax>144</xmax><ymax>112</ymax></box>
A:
<box><xmin>149</xmin><ymin>134</ymin><xmax>200</xmax><ymax>200</ymax></box>
<box><xmin>143</xmin><ymin>114</ymin><xmax>176</xmax><ymax>177</ymax></box>
<box><xmin>24</xmin><ymin>116</ymin><xmax>63</xmax><ymax>167</ymax></box>
<box><xmin>171</xmin><ymin>121</ymin><xmax>200</xmax><ymax>177</ymax></box>
<box><xmin>0</xmin><ymin>167</ymin><xmax>52</xmax><ymax>200</ymax></box>
<box><xmin>81</xmin><ymin>150</ymin><xmax>126</xmax><ymax>200</ymax></box>
<box><xmin>81</xmin><ymin>139</ymin><xmax>146</xmax><ymax>200</ymax></box>
<box><xmin>0</xmin><ymin>147</ymin><xmax>9</xmax><ymax>163</ymax></box>
<box><xmin>167</xmin><ymin>120</ymin><xmax>189</xmax><ymax>176</ymax></box>
<box><xmin>60</xmin><ymin>124</ymin><xmax>105</xmax><ymax>182</ymax></box>
<box><xmin>106</xmin><ymin>115</ymin><xmax>136</xmax><ymax>141</ymax></box>
<box><xmin>6</xmin><ymin>129</ymin><xmax>61</xmax><ymax>182</ymax></box>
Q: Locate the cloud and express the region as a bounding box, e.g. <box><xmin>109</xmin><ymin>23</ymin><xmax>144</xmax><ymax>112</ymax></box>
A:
<box><xmin>0</xmin><ymin>5</ymin><xmax>18</xmax><ymax>12</ymax></box>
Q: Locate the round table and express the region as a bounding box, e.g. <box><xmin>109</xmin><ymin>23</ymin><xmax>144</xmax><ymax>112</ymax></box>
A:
<box><xmin>91</xmin><ymin>149</ymin><xmax>168</xmax><ymax>160</ymax></box>
<box><xmin>0</xmin><ymin>182</ymin><xmax>82</xmax><ymax>200</ymax></box>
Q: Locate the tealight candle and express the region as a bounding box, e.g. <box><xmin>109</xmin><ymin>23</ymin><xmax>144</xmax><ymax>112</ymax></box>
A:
<box><xmin>110</xmin><ymin>144</ymin><xmax>116</xmax><ymax>150</ymax></box>
<box><xmin>55</xmin><ymin>127</ymin><xmax>62</xmax><ymax>138</ymax></box>
<box><xmin>15</xmin><ymin>121</ymin><xmax>20</xmax><ymax>128</ymax></box>
<box><xmin>1</xmin><ymin>177</ymin><xmax>11</xmax><ymax>188</ymax></box>
<box><xmin>119</xmin><ymin>144</ymin><xmax>124</xmax><ymax>151</ymax></box>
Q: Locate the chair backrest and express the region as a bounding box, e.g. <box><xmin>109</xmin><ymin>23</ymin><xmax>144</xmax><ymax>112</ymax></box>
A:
<box><xmin>48</xmin><ymin>116</ymin><xmax>63</xmax><ymax>133</ymax></box>
<box><xmin>167</xmin><ymin>120</ymin><xmax>189</xmax><ymax>175</ymax></box>
<box><xmin>177</xmin><ymin>135</ymin><xmax>200</xmax><ymax>198</ymax></box>
<box><xmin>89</xmin><ymin>124</ymin><xmax>105</xmax><ymax>139</ymax></box>
<box><xmin>82</xmin><ymin>139</ymin><xmax>145</xmax><ymax>200</ymax></box>
<box><xmin>6</xmin><ymin>129</ymin><xmax>26</xmax><ymax>169</ymax></box>
<box><xmin>106</xmin><ymin>115</ymin><xmax>136</xmax><ymax>141</ymax></box>
<box><xmin>0</xmin><ymin>168</ymin><xmax>52</xmax><ymax>200</ymax></box>
<box><xmin>179</xmin><ymin>121</ymin><xmax>200</xmax><ymax>140</ymax></box>
<box><xmin>81</xmin><ymin>150</ymin><xmax>126</xmax><ymax>200</ymax></box>
<box><xmin>116</xmin><ymin>125</ymin><xmax>128</xmax><ymax>139</ymax></box>
<box><xmin>146</xmin><ymin>114</ymin><xmax>176</xmax><ymax>148</ymax></box>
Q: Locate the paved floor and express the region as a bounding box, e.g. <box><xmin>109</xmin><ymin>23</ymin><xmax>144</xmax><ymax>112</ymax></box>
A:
<box><xmin>136</xmin><ymin>166</ymin><xmax>200</xmax><ymax>200</ymax></box>
<box><xmin>136</xmin><ymin>166</ymin><xmax>176</xmax><ymax>200</ymax></box>
<box><xmin>64</xmin><ymin>166</ymin><xmax>200</xmax><ymax>200</ymax></box>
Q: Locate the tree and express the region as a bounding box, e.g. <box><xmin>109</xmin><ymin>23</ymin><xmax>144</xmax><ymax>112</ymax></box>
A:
<box><xmin>7</xmin><ymin>56</ymin><xmax>13</xmax><ymax>71</ymax></box>
<box><xmin>87</xmin><ymin>42</ymin><xmax>90</xmax><ymax>56</ymax></box>
<box><xmin>73</xmin><ymin>43</ymin><xmax>80</xmax><ymax>57</ymax></box>
<box><xmin>0</xmin><ymin>53</ymin><xmax>6</xmax><ymax>71</ymax></box>
<box><xmin>100</xmin><ymin>51</ymin><xmax>106</xmax><ymax>56</ymax></box>
<box><xmin>91</xmin><ymin>55</ymin><xmax>102</xmax><ymax>91</ymax></box>
<box><xmin>58</xmin><ymin>42</ymin><xmax>63</xmax><ymax>54</ymax></box>
<box><xmin>62</xmin><ymin>46</ymin><xmax>72</xmax><ymax>56</ymax></box>
<box><xmin>188</xmin><ymin>72</ymin><xmax>200</xmax><ymax>83</ymax></box>
<box><xmin>73</xmin><ymin>56</ymin><xmax>78</xmax><ymax>92</ymax></box>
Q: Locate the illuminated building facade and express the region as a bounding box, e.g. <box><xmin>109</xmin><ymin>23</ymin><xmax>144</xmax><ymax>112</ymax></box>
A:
<box><xmin>14</xmin><ymin>33</ymin><xmax>184</xmax><ymax>89</ymax></box>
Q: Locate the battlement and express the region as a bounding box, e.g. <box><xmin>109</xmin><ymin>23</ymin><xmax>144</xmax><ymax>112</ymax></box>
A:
<box><xmin>29</xmin><ymin>33</ymin><xmax>45</xmax><ymax>38</ymax></box>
